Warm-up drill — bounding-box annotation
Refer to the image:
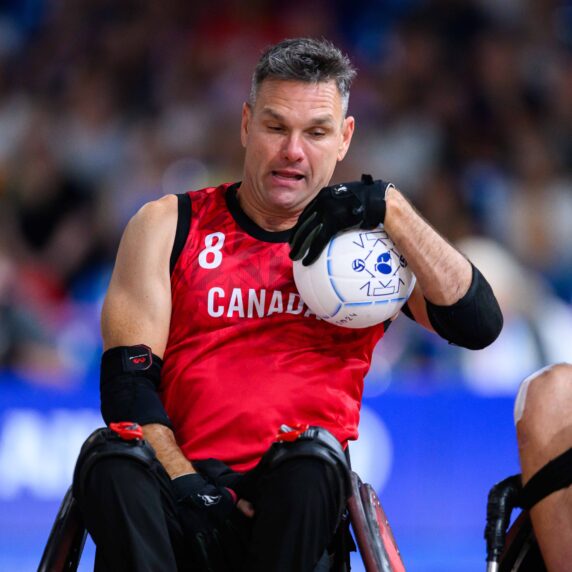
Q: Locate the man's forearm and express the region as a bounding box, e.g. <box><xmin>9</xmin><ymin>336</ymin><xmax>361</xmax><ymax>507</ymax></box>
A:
<box><xmin>383</xmin><ymin>186</ymin><xmax>472</xmax><ymax>305</ymax></box>
<box><xmin>143</xmin><ymin>423</ymin><xmax>195</xmax><ymax>478</ymax></box>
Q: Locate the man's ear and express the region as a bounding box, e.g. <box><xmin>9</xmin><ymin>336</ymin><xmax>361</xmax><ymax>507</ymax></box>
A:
<box><xmin>241</xmin><ymin>102</ymin><xmax>251</xmax><ymax>148</ymax></box>
<box><xmin>337</xmin><ymin>116</ymin><xmax>355</xmax><ymax>161</ymax></box>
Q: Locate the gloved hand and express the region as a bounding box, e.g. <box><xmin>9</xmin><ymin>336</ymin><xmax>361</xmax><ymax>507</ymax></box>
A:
<box><xmin>173</xmin><ymin>472</ymin><xmax>245</xmax><ymax>571</ymax></box>
<box><xmin>172</xmin><ymin>472</ymin><xmax>238</xmax><ymax>529</ymax></box>
<box><xmin>289</xmin><ymin>174</ymin><xmax>391</xmax><ymax>266</ymax></box>
<box><xmin>191</xmin><ymin>458</ymin><xmax>244</xmax><ymax>494</ymax></box>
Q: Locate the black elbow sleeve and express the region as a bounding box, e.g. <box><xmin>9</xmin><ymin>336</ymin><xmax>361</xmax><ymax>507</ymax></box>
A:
<box><xmin>425</xmin><ymin>265</ymin><xmax>503</xmax><ymax>350</ymax></box>
<box><xmin>100</xmin><ymin>345</ymin><xmax>172</xmax><ymax>428</ymax></box>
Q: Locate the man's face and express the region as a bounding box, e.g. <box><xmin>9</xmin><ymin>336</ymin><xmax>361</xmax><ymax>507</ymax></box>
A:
<box><xmin>240</xmin><ymin>79</ymin><xmax>354</xmax><ymax>218</ymax></box>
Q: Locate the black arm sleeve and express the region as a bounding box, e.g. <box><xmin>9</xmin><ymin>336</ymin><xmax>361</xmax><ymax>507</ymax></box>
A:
<box><xmin>100</xmin><ymin>345</ymin><xmax>172</xmax><ymax>428</ymax></box>
<box><xmin>425</xmin><ymin>264</ymin><xmax>503</xmax><ymax>350</ymax></box>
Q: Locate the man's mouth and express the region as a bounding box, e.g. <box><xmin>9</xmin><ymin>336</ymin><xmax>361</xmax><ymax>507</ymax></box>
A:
<box><xmin>272</xmin><ymin>170</ymin><xmax>305</xmax><ymax>181</ymax></box>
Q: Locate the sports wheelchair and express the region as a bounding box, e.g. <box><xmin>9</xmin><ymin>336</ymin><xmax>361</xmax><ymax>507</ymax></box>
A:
<box><xmin>38</xmin><ymin>426</ymin><xmax>406</xmax><ymax>572</ymax></box>
<box><xmin>484</xmin><ymin>444</ymin><xmax>572</xmax><ymax>570</ymax></box>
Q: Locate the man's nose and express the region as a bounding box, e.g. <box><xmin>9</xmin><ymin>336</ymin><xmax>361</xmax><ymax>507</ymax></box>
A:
<box><xmin>282</xmin><ymin>133</ymin><xmax>305</xmax><ymax>163</ymax></box>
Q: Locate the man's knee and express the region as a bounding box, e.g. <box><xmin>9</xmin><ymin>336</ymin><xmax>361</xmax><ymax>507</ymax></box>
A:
<box><xmin>73</xmin><ymin>427</ymin><xmax>157</xmax><ymax>500</ymax></box>
<box><xmin>255</xmin><ymin>457</ymin><xmax>344</xmax><ymax>540</ymax></box>
<box><xmin>258</xmin><ymin>427</ymin><xmax>350</xmax><ymax>509</ymax></box>
<box><xmin>515</xmin><ymin>363</ymin><xmax>572</xmax><ymax>437</ymax></box>
<box><xmin>515</xmin><ymin>364</ymin><xmax>572</xmax><ymax>480</ymax></box>
<box><xmin>256</xmin><ymin>431</ymin><xmax>349</xmax><ymax>523</ymax></box>
<box><xmin>275</xmin><ymin>457</ymin><xmax>341</xmax><ymax>501</ymax></box>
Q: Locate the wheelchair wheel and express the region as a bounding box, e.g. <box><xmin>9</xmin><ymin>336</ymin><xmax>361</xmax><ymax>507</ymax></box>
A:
<box><xmin>347</xmin><ymin>472</ymin><xmax>405</xmax><ymax>572</ymax></box>
<box><xmin>38</xmin><ymin>486</ymin><xmax>87</xmax><ymax>572</ymax></box>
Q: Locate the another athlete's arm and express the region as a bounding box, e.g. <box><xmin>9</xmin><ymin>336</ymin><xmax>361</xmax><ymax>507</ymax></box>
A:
<box><xmin>101</xmin><ymin>195</ymin><xmax>195</xmax><ymax>478</ymax></box>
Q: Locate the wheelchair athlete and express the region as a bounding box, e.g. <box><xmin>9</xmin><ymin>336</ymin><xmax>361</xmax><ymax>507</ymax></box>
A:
<box><xmin>79</xmin><ymin>37</ymin><xmax>501</xmax><ymax>572</ymax></box>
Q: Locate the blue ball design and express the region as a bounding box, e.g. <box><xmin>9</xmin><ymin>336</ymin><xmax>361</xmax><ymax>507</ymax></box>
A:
<box><xmin>375</xmin><ymin>252</ymin><xmax>392</xmax><ymax>274</ymax></box>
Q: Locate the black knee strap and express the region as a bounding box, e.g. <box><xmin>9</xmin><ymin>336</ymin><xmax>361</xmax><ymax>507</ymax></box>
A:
<box><xmin>520</xmin><ymin>447</ymin><xmax>572</xmax><ymax>510</ymax></box>
<box><xmin>72</xmin><ymin>427</ymin><xmax>156</xmax><ymax>499</ymax></box>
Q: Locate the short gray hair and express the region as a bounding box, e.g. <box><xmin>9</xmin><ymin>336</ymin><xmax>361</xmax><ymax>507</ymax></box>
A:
<box><xmin>250</xmin><ymin>38</ymin><xmax>357</xmax><ymax>116</ymax></box>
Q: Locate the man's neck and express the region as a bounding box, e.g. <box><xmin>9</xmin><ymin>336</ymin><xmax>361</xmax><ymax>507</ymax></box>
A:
<box><xmin>235</xmin><ymin>187</ymin><xmax>299</xmax><ymax>233</ymax></box>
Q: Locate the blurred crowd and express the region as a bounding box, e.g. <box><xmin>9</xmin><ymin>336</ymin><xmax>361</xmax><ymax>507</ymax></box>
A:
<box><xmin>0</xmin><ymin>0</ymin><xmax>571</xmax><ymax>391</ymax></box>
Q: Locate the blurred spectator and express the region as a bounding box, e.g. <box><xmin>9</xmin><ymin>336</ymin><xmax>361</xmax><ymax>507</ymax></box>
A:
<box><xmin>457</xmin><ymin>236</ymin><xmax>572</xmax><ymax>394</ymax></box>
<box><xmin>0</xmin><ymin>240</ymin><xmax>67</xmax><ymax>383</ymax></box>
<box><xmin>0</xmin><ymin>0</ymin><xmax>570</xmax><ymax>388</ymax></box>
<box><xmin>505</xmin><ymin>128</ymin><xmax>572</xmax><ymax>300</ymax></box>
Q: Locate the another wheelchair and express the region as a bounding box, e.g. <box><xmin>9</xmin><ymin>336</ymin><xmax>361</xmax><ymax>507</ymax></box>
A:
<box><xmin>484</xmin><ymin>474</ymin><xmax>546</xmax><ymax>572</ymax></box>
<box><xmin>485</xmin><ymin>445</ymin><xmax>572</xmax><ymax>571</ymax></box>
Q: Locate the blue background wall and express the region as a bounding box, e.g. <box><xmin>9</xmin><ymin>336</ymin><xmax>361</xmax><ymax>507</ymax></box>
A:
<box><xmin>0</xmin><ymin>373</ymin><xmax>520</xmax><ymax>572</ymax></box>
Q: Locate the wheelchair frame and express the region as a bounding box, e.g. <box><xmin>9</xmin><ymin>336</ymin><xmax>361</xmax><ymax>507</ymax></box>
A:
<box><xmin>485</xmin><ymin>474</ymin><xmax>546</xmax><ymax>572</ymax></box>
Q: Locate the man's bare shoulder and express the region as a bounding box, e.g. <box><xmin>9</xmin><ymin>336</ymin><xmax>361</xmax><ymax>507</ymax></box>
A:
<box><xmin>118</xmin><ymin>194</ymin><xmax>179</xmax><ymax>259</ymax></box>
<box><xmin>119</xmin><ymin>195</ymin><xmax>177</xmax><ymax>246</ymax></box>
<box><xmin>129</xmin><ymin>194</ymin><xmax>178</xmax><ymax>232</ymax></box>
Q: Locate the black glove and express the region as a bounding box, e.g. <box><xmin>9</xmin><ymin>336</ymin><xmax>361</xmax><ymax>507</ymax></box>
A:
<box><xmin>172</xmin><ymin>472</ymin><xmax>244</xmax><ymax>571</ymax></box>
<box><xmin>289</xmin><ymin>174</ymin><xmax>391</xmax><ymax>266</ymax></box>
<box><xmin>192</xmin><ymin>458</ymin><xmax>244</xmax><ymax>493</ymax></box>
<box><xmin>193</xmin><ymin>458</ymin><xmax>259</xmax><ymax>505</ymax></box>
<box><xmin>172</xmin><ymin>472</ymin><xmax>237</xmax><ymax>529</ymax></box>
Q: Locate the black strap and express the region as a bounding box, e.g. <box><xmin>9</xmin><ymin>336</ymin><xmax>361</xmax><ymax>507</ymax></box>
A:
<box><xmin>170</xmin><ymin>192</ymin><xmax>192</xmax><ymax>275</ymax></box>
<box><xmin>520</xmin><ymin>447</ymin><xmax>572</xmax><ymax>510</ymax></box>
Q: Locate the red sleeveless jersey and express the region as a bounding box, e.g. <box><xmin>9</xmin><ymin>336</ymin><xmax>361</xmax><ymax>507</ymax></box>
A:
<box><xmin>161</xmin><ymin>183</ymin><xmax>387</xmax><ymax>471</ymax></box>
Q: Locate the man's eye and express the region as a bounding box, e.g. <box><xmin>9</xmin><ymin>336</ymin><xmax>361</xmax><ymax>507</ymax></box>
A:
<box><xmin>268</xmin><ymin>125</ymin><xmax>284</xmax><ymax>132</ymax></box>
<box><xmin>309</xmin><ymin>131</ymin><xmax>326</xmax><ymax>138</ymax></box>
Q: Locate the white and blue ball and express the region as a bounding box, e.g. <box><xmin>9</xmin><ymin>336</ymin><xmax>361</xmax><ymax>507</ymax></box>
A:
<box><xmin>293</xmin><ymin>226</ymin><xmax>416</xmax><ymax>329</ymax></box>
